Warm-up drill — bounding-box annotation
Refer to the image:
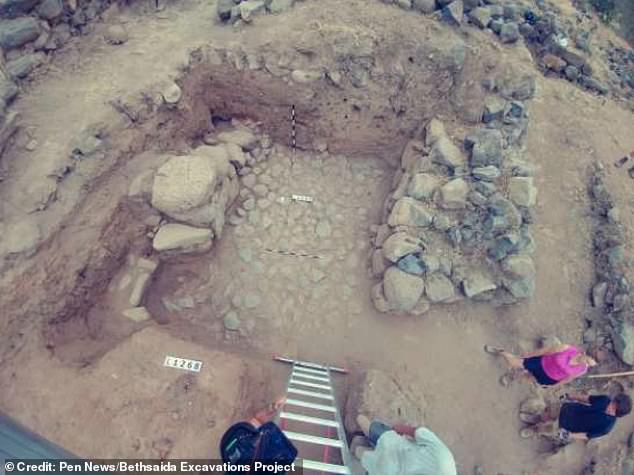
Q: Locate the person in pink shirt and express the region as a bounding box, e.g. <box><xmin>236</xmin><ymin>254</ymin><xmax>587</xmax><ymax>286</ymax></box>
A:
<box><xmin>484</xmin><ymin>342</ymin><xmax>597</xmax><ymax>387</ymax></box>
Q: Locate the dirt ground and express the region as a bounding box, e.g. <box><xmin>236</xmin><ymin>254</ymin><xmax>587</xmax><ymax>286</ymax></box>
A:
<box><xmin>1</xmin><ymin>0</ymin><xmax>634</xmax><ymax>474</ymax></box>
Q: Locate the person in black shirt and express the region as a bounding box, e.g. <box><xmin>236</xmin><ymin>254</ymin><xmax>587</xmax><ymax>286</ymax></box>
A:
<box><xmin>521</xmin><ymin>392</ymin><xmax>631</xmax><ymax>442</ymax></box>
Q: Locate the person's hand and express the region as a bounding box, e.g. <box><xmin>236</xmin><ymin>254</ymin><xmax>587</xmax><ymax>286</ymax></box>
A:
<box><xmin>251</xmin><ymin>397</ymin><xmax>286</xmax><ymax>427</ymax></box>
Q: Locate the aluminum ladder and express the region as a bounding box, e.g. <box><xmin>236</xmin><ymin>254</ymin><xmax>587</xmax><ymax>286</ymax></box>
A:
<box><xmin>274</xmin><ymin>356</ymin><xmax>352</xmax><ymax>474</ymax></box>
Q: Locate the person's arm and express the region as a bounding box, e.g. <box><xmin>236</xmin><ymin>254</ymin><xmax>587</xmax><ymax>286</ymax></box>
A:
<box><xmin>250</xmin><ymin>397</ymin><xmax>286</xmax><ymax>428</ymax></box>
<box><xmin>568</xmin><ymin>432</ymin><xmax>589</xmax><ymax>441</ymax></box>
<box><xmin>521</xmin><ymin>344</ymin><xmax>569</xmax><ymax>359</ymax></box>
<box><xmin>564</xmin><ymin>392</ymin><xmax>590</xmax><ymax>404</ymax></box>
<box><xmin>392</xmin><ymin>423</ymin><xmax>417</xmax><ymax>439</ymax></box>
<box><xmin>550</xmin><ymin>375</ymin><xmax>577</xmax><ymax>388</ymax></box>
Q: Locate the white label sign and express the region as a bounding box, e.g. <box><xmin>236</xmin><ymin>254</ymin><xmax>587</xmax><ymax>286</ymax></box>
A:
<box><xmin>163</xmin><ymin>355</ymin><xmax>203</xmax><ymax>373</ymax></box>
<box><xmin>291</xmin><ymin>194</ymin><xmax>313</xmax><ymax>203</ymax></box>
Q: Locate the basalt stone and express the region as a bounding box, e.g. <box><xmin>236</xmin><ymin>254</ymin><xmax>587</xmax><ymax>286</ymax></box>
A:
<box><xmin>482</xmin><ymin>96</ymin><xmax>505</xmax><ymax>123</ymax></box>
<box><xmin>438</xmin><ymin>178</ymin><xmax>469</xmax><ymax>209</ymax></box>
<box><xmin>504</xmin><ymin>276</ymin><xmax>535</xmax><ymax>299</ymax></box>
<box><xmin>472</xmin><ymin>165</ymin><xmax>501</xmax><ymax>181</ymax></box>
<box><xmin>397</xmin><ymin>254</ymin><xmax>426</xmax><ymax>276</ymax></box>
<box><xmin>475</xmin><ymin>181</ymin><xmax>497</xmax><ymax>196</ymax></box>
<box><xmin>468</xmin><ymin>191</ymin><xmax>488</xmax><ymax>207</ymax></box>
<box><xmin>0</xmin><ymin>17</ymin><xmax>39</xmax><ymax>49</ymax></box>
<box><xmin>447</xmin><ymin>227</ymin><xmax>462</xmax><ymax>247</ymax></box>
<box><xmin>425</xmin><ymin>273</ymin><xmax>456</xmax><ymax>303</ymax></box>
<box><xmin>412</xmin><ymin>0</ymin><xmax>436</xmax><ymax>13</ymax></box>
<box><xmin>500</xmin><ymin>22</ymin><xmax>520</xmax><ymax>43</ymax></box>
<box><xmin>580</xmin><ymin>76</ymin><xmax>609</xmax><ymax>95</ymax></box>
<box><xmin>469</xmin><ymin>7</ymin><xmax>492</xmax><ymax>28</ymax></box>
<box><xmin>488</xmin><ymin>233</ymin><xmax>521</xmax><ymax>261</ymax></box>
<box><xmin>443</xmin><ymin>0</ymin><xmax>464</xmax><ymax>27</ymax></box>
<box><xmin>388</xmin><ymin>197</ymin><xmax>434</xmax><ymax>227</ymax></box>
<box><xmin>462</xmin><ymin>271</ymin><xmax>497</xmax><ymax>298</ymax></box>
<box><xmin>489</xmin><ymin>18</ymin><xmax>503</xmax><ymax>34</ymax></box>
<box><xmin>564</xmin><ymin>64</ymin><xmax>580</xmax><ymax>81</ymax></box>
<box><xmin>383</xmin><ymin>266</ymin><xmax>425</xmax><ymax>312</ymax></box>
<box><xmin>465</xmin><ymin>128</ymin><xmax>503</xmax><ymax>167</ymax></box>
<box><xmin>0</xmin><ymin>0</ymin><xmax>40</xmax><ymax>18</ymax></box>
<box><xmin>488</xmin><ymin>196</ymin><xmax>522</xmax><ymax>228</ymax></box>
<box><xmin>382</xmin><ymin>232</ymin><xmax>423</xmax><ymax>263</ymax></box>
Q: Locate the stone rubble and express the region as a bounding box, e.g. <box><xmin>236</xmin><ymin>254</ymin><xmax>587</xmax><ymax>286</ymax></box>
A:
<box><xmin>373</xmin><ymin>0</ymin><xmax>633</xmax><ymax>102</ymax></box>
<box><xmin>585</xmin><ymin>164</ymin><xmax>634</xmax><ymax>366</ymax></box>
<box><xmin>370</xmin><ymin>74</ymin><xmax>537</xmax><ymax>314</ymax></box>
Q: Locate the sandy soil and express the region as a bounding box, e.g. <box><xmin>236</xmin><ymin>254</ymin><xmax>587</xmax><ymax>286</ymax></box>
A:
<box><xmin>1</xmin><ymin>0</ymin><xmax>634</xmax><ymax>474</ymax></box>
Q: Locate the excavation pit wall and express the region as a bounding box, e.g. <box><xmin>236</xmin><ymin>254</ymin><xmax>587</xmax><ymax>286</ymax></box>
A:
<box><xmin>0</xmin><ymin>35</ymin><xmax>537</xmax><ymax>362</ymax></box>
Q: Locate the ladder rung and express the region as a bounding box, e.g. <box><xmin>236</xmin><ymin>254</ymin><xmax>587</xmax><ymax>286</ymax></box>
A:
<box><xmin>285</xmin><ymin>398</ymin><xmax>336</xmax><ymax>412</ymax></box>
<box><xmin>290</xmin><ymin>379</ymin><xmax>332</xmax><ymax>391</ymax></box>
<box><xmin>300</xmin><ymin>459</ymin><xmax>351</xmax><ymax>474</ymax></box>
<box><xmin>284</xmin><ymin>431</ymin><xmax>343</xmax><ymax>448</ymax></box>
<box><xmin>293</xmin><ymin>366</ymin><xmax>329</xmax><ymax>376</ymax></box>
<box><xmin>292</xmin><ymin>372</ymin><xmax>331</xmax><ymax>383</ymax></box>
<box><xmin>287</xmin><ymin>388</ymin><xmax>334</xmax><ymax>400</ymax></box>
<box><xmin>280</xmin><ymin>411</ymin><xmax>339</xmax><ymax>428</ymax></box>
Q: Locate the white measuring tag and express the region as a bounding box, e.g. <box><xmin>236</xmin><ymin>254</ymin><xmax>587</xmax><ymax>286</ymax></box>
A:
<box><xmin>291</xmin><ymin>194</ymin><xmax>313</xmax><ymax>203</ymax></box>
<box><xmin>163</xmin><ymin>355</ymin><xmax>203</xmax><ymax>373</ymax></box>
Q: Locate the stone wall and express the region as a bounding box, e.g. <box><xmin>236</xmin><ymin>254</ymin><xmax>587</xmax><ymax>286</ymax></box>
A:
<box><xmin>375</xmin><ymin>0</ymin><xmax>633</xmax><ymax>103</ymax></box>
<box><xmin>585</xmin><ymin>163</ymin><xmax>634</xmax><ymax>366</ymax></box>
<box><xmin>371</xmin><ymin>70</ymin><xmax>538</xmax><ymax>314</ymax></box>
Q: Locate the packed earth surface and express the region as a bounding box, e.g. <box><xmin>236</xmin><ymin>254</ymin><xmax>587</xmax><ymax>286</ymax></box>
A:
<box><xmin>1</xmin><ymin>0</ymin><xmax>634</xmax><ymax>473</ymax></box>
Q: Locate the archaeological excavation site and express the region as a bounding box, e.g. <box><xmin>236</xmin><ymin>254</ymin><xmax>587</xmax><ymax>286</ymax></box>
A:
<box><xmin>1</xmin><ymin>0</ymin><xmax>634</xmax><ymax>473</ymax></box>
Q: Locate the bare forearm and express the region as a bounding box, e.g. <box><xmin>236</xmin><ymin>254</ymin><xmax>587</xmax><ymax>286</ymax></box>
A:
<box><xmin>566</xmin><ymin>392</ymin><xmax>590</xmax><ymax>403</ymax></box>
<box><xmin>392</xmin><ymin>423</ymin><xmax>417</xmax><ymax>438</ymax></box>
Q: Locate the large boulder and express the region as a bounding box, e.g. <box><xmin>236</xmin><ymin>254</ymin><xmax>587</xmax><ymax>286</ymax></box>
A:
<box><xmin>344</xmin><ymin>369</ymin><xmax>426</xmax><ymax>433</ymax></box>
<box><xmin>0</xmin><ymin>17</ymin><xmax>39</xmax><ymax>49</ymax></box>
<box><xmin>424</xmin><ymin>273</ymin><xmax>456</xmax><ymax>303</ymax></box>
<box><xmin>382</xmin><ymin>232</ymin><xmax>422</xmax><ymax>263</ymax></box>
<box><xmin>438</xmin><ymin>178</ymin><xmax>469</xmax><ymax>209</ymax></box>
<box><xmin>152</xmin><ymin>223</ymin><xmax>213</xmax><ymax>254</ymax></box>
<box><xmin>388</xmin><ymin>197</ymin><xmax>434</xmax><ymax>228</ymax></box>
<box><xmin>383</xmin><ymin>266</ymin><xmax>425</xmax><ymax>312</ymax></box>
<box><xmin>151</xmin><ymin>146</ymin><xmax>238</xmax><ymax>235</ymax></box>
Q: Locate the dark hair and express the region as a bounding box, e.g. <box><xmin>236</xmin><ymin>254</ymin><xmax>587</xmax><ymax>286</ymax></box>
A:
<box><xmin>613</xmin><ymin>394</ymin><xmax>632</xmax><ymax>417</ymax></box>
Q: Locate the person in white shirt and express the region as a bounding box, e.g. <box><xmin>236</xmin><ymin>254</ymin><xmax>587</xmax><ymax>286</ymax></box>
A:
<box><xmin>356</xmin><ymin>415</ymin><xmax>457</xmax><ymax>475</ymax></box>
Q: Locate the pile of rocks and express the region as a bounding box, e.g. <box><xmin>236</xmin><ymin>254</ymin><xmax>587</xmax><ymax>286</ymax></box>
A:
<box><xmin>376</xmin><ymin>0</ymin><xmax>626</xmax><ymax>98</ymax></box>
<box><xmin>378</xmin><ymin>0</ymin><xmax>531</xmax><ymax>44</ymax></box>
<box><xmin>585</xmin><ymin>164</ymin><xmax>634</xmax><ymax>366</ymax></box>
<box><xmin>371</xmin><ymin>83</ymin><xmax>537</xmax><ymax>314</ymax></box>
<box><xmin>216</xmin><ymin>0</ymin><xmax>298</xmax><ymax>24</ymax></box>
<box><xmin>130</xmin><ymin>125</ymin><xmax>267</xmax><ymax>258</ymax></box>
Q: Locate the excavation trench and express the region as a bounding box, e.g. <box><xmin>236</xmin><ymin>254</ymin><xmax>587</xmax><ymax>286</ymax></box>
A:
<box><xmin>1</xmin><ymin>40</ymin><xmax>463</xmax><ymax>364</ymax></box>
<box><xmin>0</xmin><ymin>22</ymin><xmax>557</xmax><ymax>469</ymax></box>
